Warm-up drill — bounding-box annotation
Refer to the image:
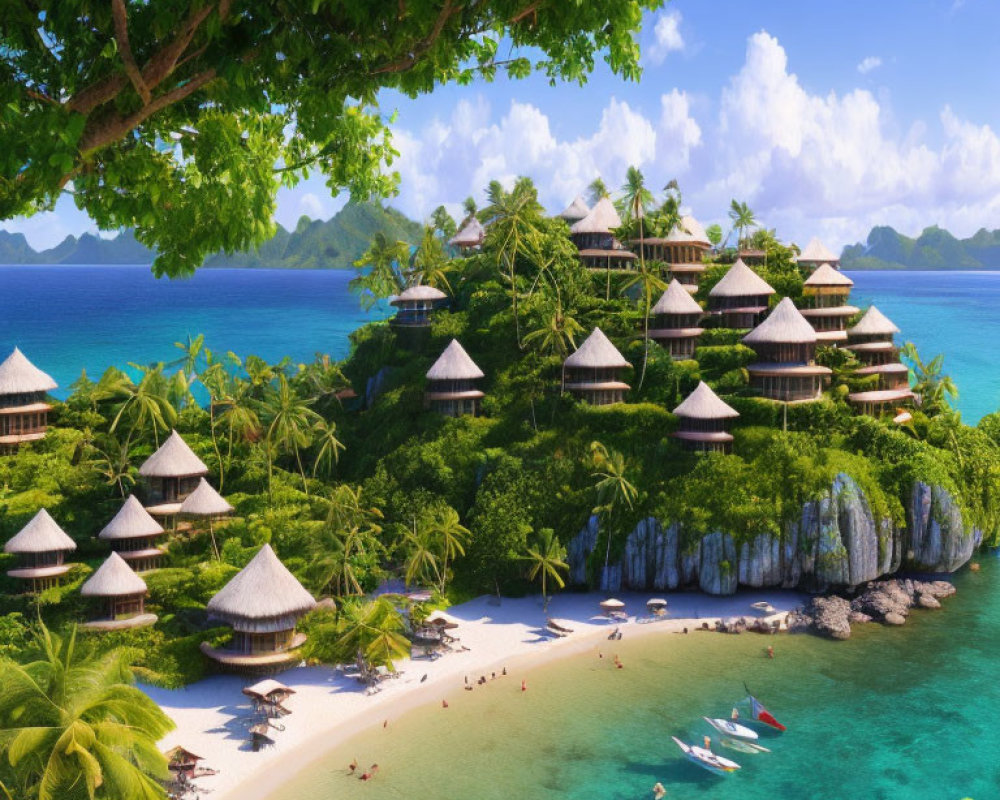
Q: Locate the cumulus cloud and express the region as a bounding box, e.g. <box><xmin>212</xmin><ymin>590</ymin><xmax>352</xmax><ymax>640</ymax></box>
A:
<box><xmin>857</xmin><ymin>56</ymin><xmax>882</xmax><ymax>74</ymax></box>
<box><xmin>648</xmin><ymin>10</ymin><xmax>685</xmax><ymax>64</ymax></box>
<box><xmin>298</xmin><ymin>192</ymin><xmax>326</xmax><ymax>220</ymax></box>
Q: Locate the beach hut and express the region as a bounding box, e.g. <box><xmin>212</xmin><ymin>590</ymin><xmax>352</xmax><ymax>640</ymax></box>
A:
<box><xmin>389</xmin><ymin>285</ymin><xmax>448</xmax><ymax>330</ymax></box>
<box><xmin>799</xmin><ymin>263</ymin><xmax>859</xmax><ymax>344</ymax></box>
<box><xmin>845</xmin><ymin>306</ymin><xmax>913</xmax><ymax>414</ymax></box>
<box><xmin>4</xmin><ymin>509</ymin><xmax>77</xmax><ymax>592</ymax></box>
<box><xmin>600</xmin><ymin>598</ymin><xmax>627</xmax><ymax>620</ymax></box>
<box><xmin>424</xmin><ymin>339</ymin><xmax>485</xmax><ymax>417</ymax></box>
<box><xmin>80</xmin><ymin>552</ymin><xmax>156</xmax><ymax>630</ymax></box>
<box><xmin>570</xmin><ymin>197</ymin><xmax>637</xmax><ymax>271</ymax></box>
<box><xmin>647</xmin><ymin>279</ymin><xmax>705</xmax><ymax>359</ymax></box>
<box><xmin>743</xmin><ymin>298</ymin><xmax>832</xmax><ymax>402</ymax></box>
<box><xmin>0</xmin><ymin>348</ymin><xmax>57</xmax><ymax>453</ymax></box>
<box><xmin>672</xmin><ymin>382</ymin><xmax>740</xmax><ymax>453</ymax></box>
<box><xmin>562</xmin><ymin>328</ymin><xmax>631</xmax><ymax>406</ymax></box>
<box><xmin>99</xmin><ymin>495</ymin><xmax>165</xmax><ymax>571</ymax></box>
<box><xmin>179</xmin><ymin>477</ymin><xmax>234</xmax><ymax>559</ymax></box>
<box><xmin>165</xmin><ymin>746</ymin><xmax>204</xmax><ymax>782</ymax></box>
<box><xmin>558</xmin><ymin>195</ymin><xmax>590</xmax><ymax>224</ymax></box>
<box><xmin>201</xmin><ymin>544</ymin><xmax>316</xmax><ymax>671</ymax></box>
<box><xmin>708</xmin><ymin>259</ymin><xmax>776</xmax><ymax>330</ymax></box>
<box><xmin>796</xmin><ymin>236</ymin><xmax>840</xmax><ymax>271</ymax></box>
<box><xmin>243</xmin><ymin>678</ymin><xmax>296</xmax><ymax>717</ymax></box>
<box><xmin>448</xmin><ymin>217</ymin><xmax>485</xmax><ymax>251</ymax></box>
<box><xmin>138</xmin><ymin>430</ymin><xmax>209</xmax><ymax>517</ymax></box>
<box><xmin>638</xmin><ymin>215</ymin><xmax>711</xmax><ymax>292</ymax></box>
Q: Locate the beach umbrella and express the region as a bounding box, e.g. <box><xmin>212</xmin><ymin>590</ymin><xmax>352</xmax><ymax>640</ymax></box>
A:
<box><xmin>600</xmin><ymin>598</ymin><xmax>625</xmax><ymax>610</ymax></box>
<box><xmin>424</xmin><ymin>610</ymin><xmax>461</xmax><ymax>629</ymax></box>
<box><xmin>646</xmin><ymin>598</ymin><xmax>668</xmax><ymax>609</ymax></box>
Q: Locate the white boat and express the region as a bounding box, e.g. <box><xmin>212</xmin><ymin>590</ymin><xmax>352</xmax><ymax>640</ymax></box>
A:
<box><xmin>751</xmin><ymin>601</ymin><xmax>776</xmax><ymax>615</ymax></box>
<box><xmin>720</xmin><ymin>736</ymin><xmax>771</xmax><ymax>754</ymax></box>
<box><xmin>703</xmin><ymin>717</ymin><xmax>759</xmax><ymax>741</ymax></box>
<box><xmin>671</xmin><ymin>737</ymin><xmax>741</xmax><ymax>776</ymax></box>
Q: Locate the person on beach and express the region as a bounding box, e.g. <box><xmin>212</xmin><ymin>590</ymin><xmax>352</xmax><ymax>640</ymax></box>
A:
<box><xmin>521</xmin><ymin>679</ymin><xmax>527</xmax><ymax>692</ymax></box>
<box><xmin>442</xmin><ymin>699</ymin><xmax>449</xmax><ymax>708</ymax></box>
<box><xmin>502</xmin><ymin>667</ymin><xmax>507</xmax><ymax>676</ymax></box>
<box><xmin>731</xmin><ymin>707</ymin><xmax>739</xmax><ymax>720</ymax></box>
<box><xmin>349</xmin><ymin>759</ymin><xmax>358</xmax><ymax>774</ymax></box>
<box><xmin>702</xmin><ymin>736</ymin><xmax>712</xmax><ymax>751</ymax></box>
<box><xmin>767</xmin><ymin>645</ymin><xmax>775</xmax><ymax>659</ymax></box>
<box><xmin>653</xmin><ymin>782</ymin><xmax>667</xmax><ymax>799</ymax></box>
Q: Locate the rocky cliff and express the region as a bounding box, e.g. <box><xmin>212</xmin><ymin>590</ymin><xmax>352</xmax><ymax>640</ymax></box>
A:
<box><xmin>568</xmin><ymin>474</ymin><xmax>980</xmax><ymax>595</ymax></box>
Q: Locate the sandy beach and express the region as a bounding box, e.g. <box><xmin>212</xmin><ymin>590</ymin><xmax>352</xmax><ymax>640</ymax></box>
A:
<box><xmin>147</xmin><ymin>588</ymin><xmax>805</xmax><ymax>800</ymax></box>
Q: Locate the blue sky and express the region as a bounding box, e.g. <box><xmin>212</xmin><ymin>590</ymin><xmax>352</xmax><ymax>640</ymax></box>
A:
<box><xmin>8</xmin><ymin>0</ymin><xmax>1000</xmax><ymax>252</ymax></box>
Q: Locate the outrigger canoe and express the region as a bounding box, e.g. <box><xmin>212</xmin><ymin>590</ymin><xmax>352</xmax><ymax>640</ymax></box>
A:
<box><xmin>671</xmin><ymin>737</ymin><xmax>741</xmax><ymax>776</ymax></box>
<box><xmin>703</xmin><ymin>717</ymin><xmax>758</xmax><ymax>741</ymax></box>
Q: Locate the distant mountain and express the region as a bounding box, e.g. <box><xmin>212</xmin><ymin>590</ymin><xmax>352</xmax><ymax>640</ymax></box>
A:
<box><xmin>841</xmin><ymin>225</ymin><xmax>1000</xmax><ymax>270</ymax></box>
<box><xmin>0</xmin><ymin>202</ymin><xmax>424</xmax><ymax>269</ymax></box>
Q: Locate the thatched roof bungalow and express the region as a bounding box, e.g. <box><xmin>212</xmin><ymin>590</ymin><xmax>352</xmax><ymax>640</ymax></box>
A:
<box><xmin>201</xmin><ymin>544</ymin><xmax>316</xmax><ymax>671</ymax></box>
<box><xmin>796</xmin><ymin>236</ymin><xmax>840</xmax><ymax>271</ymax></box>
<box><xmin>4</xmin><ymin>508</ymin><xmax>76</xmax><ymax>591</ymax></box>
<box><xmin>563</xmin><ymin>328</ymin><xmax>630</xmax><ymax>406</ymax></box>
<box><xmin>558</xmin><ymin>196</ymin><xmax>590</xmax><ymax>223</ymax></box>
<box><xmin>743</xmin><ymin>298</ymin><xmax>831</xmax><ymax>402</ymax></box>
<box><xmin>672</xmin><ymin>381</ymin><xmax>740</xmax><ymax>453</ymax></box>
<box><xmin>708</xmin><ymin>259</ymin><xmax>776</xmax><ymax>329</ymax></box>
<box><xmin>425</xmin><ymin>339</ymin><xmax>485</xmax><ymax>417</ymax></box>
<box><xmin>638</xmin><ymin>215</ymin><xmax>711</xmax><ymax>291</ymax></box>
<box><xmin>139</xmin><ymin>430</ymin><xmax>208</xmax><ymax>515</ymax></box>
<box><xmin>846</xmin><ymin>306</ymin><xmax>913</xmax><ymax>414</ymax></box>
<box><xmin>0</xmin><ymin>348</ymin><xmax>57</xmax><ymax>452</ymax></box>
<box><xmin>389</xmin><ymin>284</ymin><xmax>448</xmax><ymax>330</ymax></box>
<box><xmin>799</xmin><ymin>263</ymin><xmax>859</xmax><ymax>343</ymax></box>
<box><xmin>570</xmin><ymin>197</ymin><xmax>637</xmax><ymax>271</ymax></box>
<box><xmin>647</xmin><ymin>279</ymin><xmax>705</xmax><ymax>359</ymax></box>
<box><xmin>80</xmin><ymin>552</ymin><xmax>156</xmax><ymax>630</ymax></box>
<box><xmin>180</xmin><ymin>478</ymin><xmax>234</xmax><ymax>517</ymax></box>
<box><xmin>448</xmin><ymin>218</ymin><xmax>485</xmax><ymax>250</ymax></box>
<box><xmin>99</xmin><ymin>495</ymin><xmax>165</xmax><ymax>572</ymax></box>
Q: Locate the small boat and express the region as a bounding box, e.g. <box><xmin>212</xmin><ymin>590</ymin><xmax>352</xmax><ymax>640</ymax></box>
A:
<box><xmin>671</xmin><ymin>737</ymin><xmax>741</xmax><ymax>775</ymax></box>
<box><xmin>751</xmin><ymin>601</ymin><xmax>776</xmax><ymax>615</ymax></box>
<box><xmin>720</xmin><ymin>737</ymin><xmax>771</xmax><ymax>754</ymax></box>
<box><xmin>747</xmin><ymin>691</ymin><xmax>787</xmax><ymax>731</ymax></box>
<box><xmin>703</xmin><ymin>717</ymin><xmax>758</xmax><ymax>741</ymax></box>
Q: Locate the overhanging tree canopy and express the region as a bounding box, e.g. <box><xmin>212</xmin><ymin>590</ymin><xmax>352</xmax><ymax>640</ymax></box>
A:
<box><xmin>1</xmin><ymin>0</ymin><xmax>660</xmax><ymax>277</ymax></box>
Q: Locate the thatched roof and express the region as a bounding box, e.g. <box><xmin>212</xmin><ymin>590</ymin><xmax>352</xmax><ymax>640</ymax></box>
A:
<box><xmin>179</xmin><ymin>478</ymin><xmax>234</xmax><ymax>516</ymax></box>
<box><xmin>100</xmin><ymin>495</ymin><xmax>164</xmax><ymax>540</ymax></box>
<box><xmin>390</xmin><ymin>285</ymin><xmax>448</xmax><ymax>306</ymax></box>
<box><xmin>804</xmin><ymin>262</ymin><xmax>853</xmax><ymax>287</ymax></box>
<box><xmin>797</xmin><ymin>237</ymin><xmax>838</xmax><ymax>263</ymax></box>
<box><xmin>558</xmin><ymin>196</ymin><xmax>590</xmax><ymax>222</ymax></box>
<box><xmin>564</xmin><ymin>328</ymin><xmax>630</xmax><ymax>369</ymax></box>
<box><xmin>81</xmin><ymin>552</ymin><xmax>147</xmax><ymax>597</ymax></box>
<box><xmin>426</xmin><ymin>339</ymin><xmax>484</xmax><ymax>381</ymax></box>
<box><xmin>207</xmin><ymin>544</ymin><xmax>316</xmax><ymax>624</ymax></box>
<box><xmin>243</xmin><ymin>678</ymin><xmax>294</xmax><ymax>699</ymax></box>
<box><xmin>0</xmin><ymin>348</ymin><xmax>57</xmax><ymax>396</ymax></box>
<box><xmin>743</xmin><ymin>298</ymin><xmax>817</xmax><ymax>345</ymax></box>
<box><xmin>849</xmin><ymin>305</ymin><xmax>900</xmax><ymax>336</ymax></box>
<box><xmin>570</xmin><ymin>197</ymin><xmax>622</xmax><ymax>235</ymax></box>
<box><xmin>138</xmin><ymin>431</ymin><xmax>208</xmax><ymax>478</ymax></box>
<box><xmin>709</xmin><ymin>259</ymin><xmax>776</xmax><ymax>298</ymax></box>
<box><xmin>665</xmin><ymin>214</ymin><xmax>709</xmax><ymax>245</ymax></box>
<box><xmin>673</xmin><ymin>381</ymin><xmax>740</xmax><ymax>420</ymax></box>
<box><xmin>448</xmin><ymin>218</ymin><xmax>485</xmax><ymax>247</ymax></box>
<box><xmin>4</xmin><ymin>509</ymin><xmax>76</xmax><ymax>554</ymax></box>
<box><xmin>652</xmin><ymin>280</ymin><xmax>703</xmax><ymax>315</ymax></box>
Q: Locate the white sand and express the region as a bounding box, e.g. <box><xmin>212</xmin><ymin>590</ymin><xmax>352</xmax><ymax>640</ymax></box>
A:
<box><xmin>147</xmin><ymin>588</ymin><xmax>804</xmax><ymax>800</ymax></box>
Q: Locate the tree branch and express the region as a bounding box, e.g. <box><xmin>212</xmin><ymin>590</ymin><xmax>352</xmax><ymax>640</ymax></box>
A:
<box><xmin>372</xmin><ymin>0</ymin><xmax>462</xmax><ymax>75</ymax></box>
<box><xmin>112</xmin><ymin>0</ymin><xmax>151</xmax><ymax>104</ymax></box>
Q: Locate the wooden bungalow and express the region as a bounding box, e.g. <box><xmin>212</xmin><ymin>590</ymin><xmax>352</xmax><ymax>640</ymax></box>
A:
<box><xmin>201</xmin><ymin>544</ymin><xmax>316</xmax><ymax>672</ymax></box>
<box><xmin>242</xmin><ymin>678</ymin><xmax>296</xmax><ymax>717</ymax></box>
<box><xmin>743</xmin><ymin>298</ymin><xmax>832</xmax><ymax>402</ymax></box>
<box><xmin>448</xmin><ymin>218</ymin><xmax>485</xmax><ymax>251</ymax></box>
<box><xmin>80</xmin><ymin>552</ymin><xmax>157</xmax><ymax>630</ymax></box>
<box><xmin>0</xmin><ymin>348</ymin><xmax>57</xmax><ymax>453</ymax></box>
<box><xmin>389</xmin><ymin>285</ymin><xmax>448</xmax><ymax>330</ymax></box>
<box><xmin>799</xmin><ymin>263</ymin><xmax>859</xmax><ymax>344</ymax></box>
<box><xmin>636</xmin><ymin>215</ymin><xmax>711</xmax><ymax>292</ymax></box>
<box><xmin>569</xmin><ymin>197</ymin><xmax>637</xmax><ymax>271</ymax></box>
<box><xmin>796</xmin><ymin>236</ymin><xmax>840</xmax><ymax>272</ymax></box>
<box><xmin>672</xmin><ymin>381</ymin><xmax>740</xmax><ymax>453</ymax></box>
<box><xmin>99</xmin><ymin>495</ymin><xmax>165</xmax><ymax>572</ymax></box>
<box><xmin>558</xmin><ymin>195</ymin><xmax>590</xmax><ymax>224</ymax></box>
<box><xmin>563</xmin><ymin>328</ymin><xmax>630</xmax><ymax>406</ymax></box>
<box><xmin>424</xmin><ymin>339</ymin><xmax>485</xmax><ymax>417</ymax></box>
<box><xmin>139</xmin><ymin>430</ymin><xmax>209</xmax><ymax>517</ymax></box>
<box><xmin>165</xmin><ymin>746</ymin><xmax>204</xmax><ymax>783</ymax></box>
<box><xmin>4</xmin><ymin>509</ymin><xmax>76</xmax><ymax>592</ymax></box>
<box><xmin>737</xmin><ymin>248</ymin><xmax>767</xmax><ymax>266</ymax></box>
<box><xmin>179</xmin><ymin>478</ymin><xmax>234</xmax><ymax>560</ymax></box>
<box><xmin>708</xmin><ymin>259</ymin><xmax>776</xmax><ymax>329</ymax></box>
<box><xmin>647</xmin><ymin>279</ymin><xmax>705</xmax><ymax>359</ymax></box>
<box><xmin>845</xmin><ymin>306</ymin><xmax>914</xmax><ymax>414</ymax></box>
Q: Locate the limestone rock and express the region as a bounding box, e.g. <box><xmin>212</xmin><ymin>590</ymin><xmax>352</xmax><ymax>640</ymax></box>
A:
<box><xmin>917</xmin><ymin>594</ymin><xmax>941</xmax><ymax>609</ymax></box>
<box><xmin>883</xmin><ymin>611</ymin><xmax>906</xmax><ymax>626</ymax></box>
<box><xmin>808</xmin><ymin>596</ymin><xmax>852</xmax><ymax>640</ymax></box>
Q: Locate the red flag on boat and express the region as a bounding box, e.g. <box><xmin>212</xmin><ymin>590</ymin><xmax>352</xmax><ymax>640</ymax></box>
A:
<box><xmin>750</xmin><ymin>695</ymin><xmax>786</xmax><ymax>731</ymax></box>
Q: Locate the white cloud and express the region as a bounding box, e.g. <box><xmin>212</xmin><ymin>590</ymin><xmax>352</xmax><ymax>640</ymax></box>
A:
<box><xmin>648</xmin><ymin>10</ymin><xmax>685</xmax><ymax>64</ymax></box>
<box><xmin>298</xmin><ymin>192</ymin><xmax>326</xmax><ymax>219</ymax></box>
<box><xmin>857</xmin><ymin>56</ymin><xmax>882</xmax><ymax>74</ymax></box>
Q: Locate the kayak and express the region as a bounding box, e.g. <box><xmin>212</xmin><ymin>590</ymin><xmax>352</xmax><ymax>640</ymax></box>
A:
<box><xmin>703</xmin><ymin>717</ymin><xmax>759</xmax><ymax>741</ymax></box>
<box><xmin>671</xmin><ymin>737</ymin><xmax>741</xmax><ymax>775</ymax></box>
<box><xmin>720</xmin><ymin>736</ymin><xmax>771</xmax><ymax>754</ymax></box>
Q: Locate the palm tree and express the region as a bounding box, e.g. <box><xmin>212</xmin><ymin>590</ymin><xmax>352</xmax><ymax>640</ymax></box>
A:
<box><xmin>334</xmin><ymin>598</ymin><xmax>410</xmax><ymax>672</ymax></box>
<box><xmin>619</xmin><ymin>166</ymin><xmax>653</xmax><ymax>225</ymax></box>
<box><xmin>524</xmin><ymin>302</ymin><xmax>585</xmax><ymax>359</ymax></box>
<box><xmin>108</xmin><ymin>364</ymin><xmax>177</xmax><ymax>451</ymax></box>
<box><xmin>0</xmin><ymin>623</ymin><xmax>174</xmax><ymax>800</ymax></box>
<box><xmin>589</xmin><ymin>441</ymin><xmax>638</xmax><ymax>590</ymax></box>
<box><xmin>624</xmin><ymin>260</ymin><xmax>666</xmax><ymax>390</ymax></box>
<box><xmin>522</xmin><ymin>528</ymin><xmax>569</xmax><ymax>613</ymax></box>
<box><xmin>411</xmin><ymin>226</ymin><xmax>453</xmax><ymax>293</ymax></box>
<box><xmin>350</xmin><ymin>232</ymin><xmax>410</xmax><ymax>309</ymax></box>
<box><xmin>461</xmin><ymin>196</ymin><xmax>478</xmax><ymax>223</ymax></box>
<box><xmin>170</xmin><ymin>333</ymin><xmax>205</xmax><ymax>381</ymax></box>
<box><xmin>309</xmin><ymin>508</ymin><xmax>384</xmax><ymax>597</ymax></box>
<box><xmin>901</xmin><ymin>342</ymin><xmax>958</xmax><ymax>416</ymax></box>
<box><xmin>261</xmin><ymin>375</ymin><xmax>321</xmax><ymax>496</ymax></box>
<box><xmin>398</xmin><ymin>516</ymin><xmax>441</xmax><ymax>590</ymax></box>
<box><xmin>728</xmin><ymin>199</ymin><xmax>757</xmax><ymax>250</ymax></box>
<box><xmin>215</xmin><ymin>374</ymin><xmax>261</xmax><ymax>491</ymax></box>
<box><xmin>429</xmin><ymin>507</ymin><xmax>470</xmax><ymax>596</ymax></box>
<box><xmin>87</xmin><ymin>438</ymin><xmax>135</xmax><ymax>498</ymax></box>
<box><xmin>312</xmin><ymin>418</ymin><xmax>345</xmax><ymax>478</ymax></box>
<box><xmin>587</xmin><ymin>176</ymin><xmax>610</xmax><ymax>206</ymax></box>
<box><xmin>430</xmin><ymin>205</ymin><xmax>457</xmax><ymax>239</ymax></box>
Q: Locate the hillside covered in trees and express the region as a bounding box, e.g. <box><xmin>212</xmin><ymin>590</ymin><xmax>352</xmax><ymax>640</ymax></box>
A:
<box><xmin>841</xmin><ymin>225</ymin><xmax>1000</xmax><ymax>270</ymax></box>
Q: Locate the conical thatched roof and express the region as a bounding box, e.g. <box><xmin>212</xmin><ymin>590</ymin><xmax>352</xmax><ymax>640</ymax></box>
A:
<box><xmin>570</xmin><ymin>197</ymin><xmax>622</xmax><ymax>235</ymax></box>
<box><xmin>848</xmin><ymin>305</ymin><xmax>900</xmax><ymax>336</ymax></box>
<box><xmin>4</xmin><ymin>509</ymin><xmax>76</xmax><ymax>554</ymax></box>
<box><xmin>558</xmin><ymin>195</ymin><xmax>590</xmax><ymax>222</ymax></box>
<box><xmin>665</xmin><ymin>214</ymin><xmax>709</xmax><ymax>245</ymax></box>
<box><xmin>448</xmin><ymin>218</ymin><xmax>485</xmax><ymax>247</ymax></box>
<box><xmin>0</xmin><ymin>348</ymin><xmax>57</xmax><ymax>395</ymax></box>
<box><xmin>743</xmin><ymin>298</ymin><xmax>817</xmax><ymax>344</ymax></box>
<box><xmin>797</xmin><ymin>236</ymin><xmax>838</xmax><ymax>263</ymax></box>
<box><xmin>426</xmin><ymin>340</ymin><xmax>484</xmax><ymax>381</ymax></box>
<box><xmin>652</xmin><ymin>279</ymin><xmax>703</xmax><ymax>315</ymax></box>
<box><xmin>207</xmin><ymin>544</ymin><xmax>316</xmax><ymax>623</ymax></box>
<box><xmin>179</xmin><ymin>478</ymin><xmax>234</xmax><ymax>516</ymax></box>
<box><xmin>390</xmin><ymin>285</ymin><xmax>448</xmax><ymax>306</ymax></box>
<box><xmin>100</xmin><ymin>495</ymin><xmax>164</xmax><ymax>540</ymax></box>
<box><xmin>564</xmin><ymin>328</ymin><xmax>630</xmax><ymax>369</ymax></box>
<box><xmin>139</xmin><ymin>431</ymin><xmax>208</xmax><ymax>478</ymax></box>
<box><xmin>709</xmin><ymin>259</ymin><xmax>776</xmax><ymax>298</ymax></box>
<box><xmin>804</xmin><ymin>262</ymin><xmax>853</xmax><ymax>287</ymax></box>
<box><xmin>673</xmin><ymin>382</ymin><xmax>740</xmax><ymax>420</ymax></box>
<box><xmin>81</xmin><ymin>552</ymin><xmax>147</xmax><ymax>597</ymax></box>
